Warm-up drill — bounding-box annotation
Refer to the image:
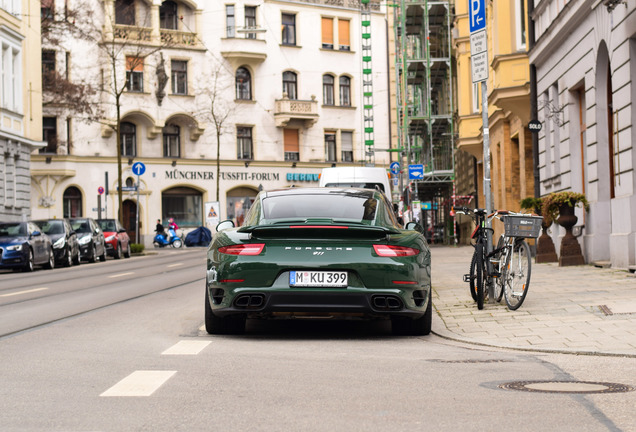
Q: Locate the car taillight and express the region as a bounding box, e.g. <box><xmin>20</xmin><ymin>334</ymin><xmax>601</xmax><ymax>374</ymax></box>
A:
<box><xmin>218</xmin><ymin>244</ymin><xmax>264</xmax><ymax>255</ymax></box>
<box><xmin>373</xmin><ymin>245</ymin><xmax>420</xmax><ymax>257</ymax></box>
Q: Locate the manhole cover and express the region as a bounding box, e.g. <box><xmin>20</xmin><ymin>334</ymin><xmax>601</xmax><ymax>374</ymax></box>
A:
<box><xmin>500</xmin><ymin>381</ymin><xmax>634</xmax><ymax>394</ymax></box>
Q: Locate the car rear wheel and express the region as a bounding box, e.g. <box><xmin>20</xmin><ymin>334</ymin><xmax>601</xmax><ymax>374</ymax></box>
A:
<box><xmin>72</xmin><ymin>248</ymin><xmax>81</xmax><ymax>266</ymax></box>
<box><xmin>99</xmin><ymin>244</ymin><xmax>107</xmax><ymax>262</ymax></box>
<box><xmin>114</xmin><ymin>243</ymin><xmax>122</xmax><ymax>259</ymax></box>
<box><xmin>391</xmin><ymin>290</ymin><xmax>432</xmax><ymax>336</ymax></box>
<box><xmin>204</xmin><ymin>291</ymin><xmax>246</xmax><ymax>335</ymax></box>
<box><xmin>44</xmin><ymin>248</ymin><xmax>55</xmax><ymax>270</ymax></box>
<box><xmin>88</xmin><ymin>244</ymin><xmax>97</xmax><ymax>263</ymax></box>
<box><xmin>23</xmin><ymin>248</ymin><xmax>34</xmax><ymax>272</ymax></box>
<box><xmin>65</xmin><ymin>247</ymin><xmax>73</xmax><ymax>267</ymax></box>
<box><xmin>123</xmin><ymin>242</ymin><xmax>131</xmax><ymax>258</ymax></box>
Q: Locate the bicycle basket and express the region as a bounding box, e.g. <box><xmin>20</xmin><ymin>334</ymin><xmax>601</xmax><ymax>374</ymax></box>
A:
<box><xmin>503</xmin><ymin>215</ymin><xmax>543</xmax><ymax>238</ymax></box>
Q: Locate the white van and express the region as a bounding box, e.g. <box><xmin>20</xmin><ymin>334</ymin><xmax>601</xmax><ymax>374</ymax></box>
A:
<box><xmin>319</xmin><ymin>167</ymin><xmax>392</xmax><ymax>197</ymax></box>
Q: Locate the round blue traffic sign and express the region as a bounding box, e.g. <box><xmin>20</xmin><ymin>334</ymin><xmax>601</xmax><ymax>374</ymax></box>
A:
<box><xmin>132</xmin><ymin>162</ymin><xmax>146</xmax><ymax>176</ymax></box>
<box><xmin>390</xmin><ymin>162</ymin><xmax>400</xmax><ymax>175</ymax></box>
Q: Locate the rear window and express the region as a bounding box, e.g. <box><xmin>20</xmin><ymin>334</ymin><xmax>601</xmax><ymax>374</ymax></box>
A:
<box><xmin>324</xmin><ymin>182</ymin><xmax>385</xmax><ymax>192</ymax></box>
<box><xmin>98</xmin><ymin>220</ymin><xmax>116</xmax><ymax>231</ymax></box>
<box><xmin>261</xmin><ymin>193</ymin><xmax>379</xmax><ymax>223</ymax></box>
<box><xmin>35</xmin><ymin>220</ymin><xmax>64</xmax><ymax>235</ymax></box>
<box><xmin>71</xmin><ymin>220</ymin><xmax>91</xmax><ymax>233</ymax></box>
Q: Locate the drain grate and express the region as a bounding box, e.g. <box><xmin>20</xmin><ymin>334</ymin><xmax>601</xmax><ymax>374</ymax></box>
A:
<box><xmin>499</xmin><ymin>380</ymin><xmax>634</xmax><ymax>394</ymax></box>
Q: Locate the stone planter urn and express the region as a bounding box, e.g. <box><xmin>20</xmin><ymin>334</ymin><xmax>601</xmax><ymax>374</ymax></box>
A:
<box><xmin>557</xmin><ymin>201</ymin><xmax>585</xmax><ymax>266</ymax></box>
<box><xmin>535</xmin><ymin>219</ymin><xmax>558</xmax><ymax>263</ymax></box>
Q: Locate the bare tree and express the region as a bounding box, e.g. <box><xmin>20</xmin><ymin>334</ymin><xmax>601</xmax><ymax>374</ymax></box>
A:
<box><xmin>41</xmin><ymin>0</ymin><xmax>173</xmax><ymax>223</ymax></box>
<box><xmin>195</xmin><ymin>63</ymin><xmax>236</xmax><ymax>202</ymax></box>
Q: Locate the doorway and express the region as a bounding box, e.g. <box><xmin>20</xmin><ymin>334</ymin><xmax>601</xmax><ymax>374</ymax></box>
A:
<box><xmin>122</xmin><ymin>199</ymin><xmax>137</xmax><ymax>243</ymax></box>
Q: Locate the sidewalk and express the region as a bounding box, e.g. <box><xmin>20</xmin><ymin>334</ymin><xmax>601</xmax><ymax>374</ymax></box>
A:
<box><xmin>430</xmin><ymin>245</ymin><xmax>636</xmax><ymax>357</ymax></box>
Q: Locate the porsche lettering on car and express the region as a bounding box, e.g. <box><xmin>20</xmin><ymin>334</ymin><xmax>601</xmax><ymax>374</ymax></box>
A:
<box><xmin>205</xmin><ymin>187</ymin><xmax>432</xmax><ymax>336</ymax></box>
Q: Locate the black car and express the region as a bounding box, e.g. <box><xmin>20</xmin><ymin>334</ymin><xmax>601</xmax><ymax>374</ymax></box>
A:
<box><xmin>32</xmin><ymin>219</ymin><xmax>81</xmax><ymax>267</ymax></box>
<box><xmin>69</xmin><ymin>218</ymin><xmax>107</xmax><ymax>263</ymax></box>
<box><xmin>0</xmin><ymin>222</ymin><xmax>55</xmax><ymax>272</ymax></box>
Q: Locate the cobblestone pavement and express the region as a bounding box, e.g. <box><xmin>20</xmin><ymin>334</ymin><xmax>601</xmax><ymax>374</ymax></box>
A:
<box><xmin>430</xmin><ymin>245</ymin><xmax>636</xmax><ymax>357</ymax></box>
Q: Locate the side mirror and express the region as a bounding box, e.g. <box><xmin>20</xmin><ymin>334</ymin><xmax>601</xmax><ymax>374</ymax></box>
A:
<box><xmin>31</xmin><ymin>231</ymin><xmax>42</xmax><ymax>237</ymax></box>
<box><xmin>405</xmin><ymin>221</ymin><xmax>425</xmax><ymax>234</ymax></box>
<box><xmin>216</xmin><ymin>220</ymin><xmax>235</xmax><ymax>232</ymax></box>
<box><xmin>118</xmin><ymin>228</ymin><xmax>127</xmax><ymax>233</ymax></box>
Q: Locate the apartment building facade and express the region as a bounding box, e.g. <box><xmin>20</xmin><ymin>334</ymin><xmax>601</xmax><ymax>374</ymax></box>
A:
<box><xmin>0</xmin><ymin>0</ymin><xmax>44</xmax><ymax>220</ymax></box>
<box><xmin>30</xmin><ymin>0</ymin><xmax>390</xmax><ymax>244</ymax></box>
<box><xmin>529</xmin><ymin>0</ymin><xmax>636</xmax><ymax>268</ymax></box>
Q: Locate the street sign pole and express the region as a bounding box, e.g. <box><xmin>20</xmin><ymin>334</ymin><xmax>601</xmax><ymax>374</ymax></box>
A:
<box><xmin>136</xmin><ymin>173</ymin><xmax>140</xmax><ymax>244</ymax></box>
<box><xmin>131</xmin><ymin>162</ymin><xmax>146</xmax><ymax>245</ymax></box>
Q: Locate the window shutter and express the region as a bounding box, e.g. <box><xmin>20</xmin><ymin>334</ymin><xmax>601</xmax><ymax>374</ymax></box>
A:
<box><xmin>284</xmin><ymin>129</ymin><xmax>299</xmax><ymax>153</ymax></box>
<box><xmin>321</xmin><ymin>17</ymin><xmax>333</xmax><ymax>45</ymax></box>
<box><xmin>338</xmin><ymin>20</ymin><xmax>350</xmax><ymax>47</ymax></box>
<box><xmin>126</xmin><ymin>56</ymin><xmax>144</xmax><ymax>71</ymax></box>
<box><xmin>341</xmin><ymin>132</ymin><xmax>353</xmax><ymax>151</ymax></box>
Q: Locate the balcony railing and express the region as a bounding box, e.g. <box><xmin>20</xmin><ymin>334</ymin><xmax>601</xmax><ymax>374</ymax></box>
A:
<box><xmin>274</xmin><ymin>96</ymin><xmax>319</xmax><ymax>128</ymax></box>
<box><xmin>160</xmin><ymin>29</ymin><xmax>199</xmax><ymax>47</ymax></box>
<box><xmin>113</xmin><ymin>25</ymin><xmax>152</xmax><ymax>42</ymax></box>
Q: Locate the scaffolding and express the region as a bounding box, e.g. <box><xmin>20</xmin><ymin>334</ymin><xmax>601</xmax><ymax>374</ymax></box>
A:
<box><xmin>393</xmin><ymin>0</ymin><xmax>455</xmax><ymax>242</ymax></box>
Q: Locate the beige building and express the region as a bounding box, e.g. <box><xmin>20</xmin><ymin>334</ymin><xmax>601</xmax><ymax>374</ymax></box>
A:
<box><xmin>0</xmin><ymin>0</ymin><xmax>44</xmax><ymax>220</ymax></box>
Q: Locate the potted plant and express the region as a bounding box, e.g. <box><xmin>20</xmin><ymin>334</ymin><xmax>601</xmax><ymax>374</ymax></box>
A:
<box><xmin>541</xmin><ymin>191</ymin><xmax>589</xmax><ymax>266</ymax></box>
<box><xmin>520</xmin><ymin>196</ymin><xmax>557</xmax><ymax>263</ymax></box>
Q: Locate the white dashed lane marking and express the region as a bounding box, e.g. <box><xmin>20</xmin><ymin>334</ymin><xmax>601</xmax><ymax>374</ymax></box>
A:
<box><xmin>100</xmin><ymin>371</ymin><xmax>177</xmax><ymax>397</ymax></box>
<box><xmin>162</xmin><ymin>340</ymin><xmax>211</xmax><ymax>355</ymax></box>
<box><xmin>167</xmin><ymin>263</ymin><xmax>183</xmax><ymax>268</ymax></box>
<box><xmin>108</xmin><ymin>272</ymin><xmax>134</xmax><ymax>278</ymax></box>
<box><xmin>0</xmin><ymin>287</ymin><xmax>48</xmax><ymax>297</ymax></box>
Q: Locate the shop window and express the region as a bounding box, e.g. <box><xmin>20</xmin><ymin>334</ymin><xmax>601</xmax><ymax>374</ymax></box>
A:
<box><xmin>162</xmin><ymin>187</ymin><xmax>202</xmax><ymax>228</ymax></box>
<box><xmin>236</xmin><ymin>67</ymin><xmax>251</xmax><ymax>100</ymax></box>
<box><xmin>282</xmin><ymin>13</ymin><xmax>296</xmax><ymax>46</ymax></box>
<box><xmin>63</xmin><ymin>186</ymin><xmax>82</xmax><ymax>218</ymax></box>
<box><xmin>115</xmin><ymin>0</ymin><xmax>135</xmax><ymax>25</ymax></box>
<box><xmin>120</xmin><ymin>122</ymin><xmax>136</xmax><ymax>157</ymax></box>
<box><xmin>283</xmin><ymin>71</ymin><xmax>297</xmax><ymax>100</ymax></box>
<box><xmin>226</xmin><ymin>187</ymin><xmax>257</xmax><ymax>227</ymax></box>
<box><xmin>163</xmin><ymin>124</ymin><xmax>180</xmax><ymax>158</ymax></box>
<box><xmin>323</xmin><ymin>74</ymin><xmax>334</xmax><ymax>106</ymax></box>
<box><xmin>160</xmin><ymin>1</ymin><xmax>178</xmax><ymax>30</ymax></box>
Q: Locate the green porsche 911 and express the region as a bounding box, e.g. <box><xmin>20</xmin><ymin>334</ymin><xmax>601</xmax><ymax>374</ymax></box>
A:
<box><xmin>205</xmin><ymin>187</ymin><xmax>432</xmax><ymax>335</ymax></box>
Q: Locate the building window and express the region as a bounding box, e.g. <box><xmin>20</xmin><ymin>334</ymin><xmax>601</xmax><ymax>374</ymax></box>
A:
<box><xmin>235</xmin><ymin>67</ymin><xmax>251</xmax><ymax>100</ymax></box>
<box><xmin>237</xmin><ymin>126</ymin><xmax>253</xmax><ymax>160</ymax></box>
<box><xmin>321</xmin><ymin>17</ymin><xmax>334</xmax><ymax>49</ymax></box>
<box><xmin>283</xmin><ymin>71</ymin><xmax>297</xmax><ymax>100</ymax></box>
<box><xmin>42</xmin><ymin>50</ymin><xmax>56</xmax><ymax>90</ymax></box>
<box><xmin>282</xmin><ymin>13</ymin><xmax>296</xmax><ymax>46</ymax></box>
<box><xmin>226</xmin><ymin>5</ymin><xmax>235</xmax><ymax>38</ymax></box>
<box><xmin>63</xmin><ymin>186</ymin><xmax>82</xmax><ymax>218</ymax></box>
<box><xmin>1</xmin><ymin>42</ymin><xmax>21</xmax><ymax>112</ymax></box>
<box><xmin>338</xmin><ymin>19</ymin><xmax>350</xmax><ymax>51</ymax></box>
<box><xmin>160</xmin><ymin>1</ymin><xmax>178</xmax><ymax>30</ymax></box>
<box><xmin>163</xmin><ymin>124</ymin><xmax>180</xmax><ymax>157</ymax></box>
<box><xmin>41</xmin><ymin>0</ymin><xmax>54</xmax><ymax>20</ymax></box>
<box><xmin>341</xmin><ymin>131</ymin><xmax>353</xmax><ymax>162</ymax></box>
<box><xmin>323</xmin><ymin>75</ymin><xmax>334</xmax><ymax>106</ymax></box>
<box><xmin>284</xmin><ymin>128</ymin><xmax>299</xmax><ymax>161</ymax></box>
<box><xmin>115</xmin><ymin>0</ymin><xmax>135</xmax><ymax>26</ymax></box>
<box><xmin>245</xmin><ymin>6</ymin><xmax>257</xmax><ymax>39</ymax></box>
<box><xmin>125</xmin><ymin>56</ymin><xmax>143</xmax><ymax>92</ymax></box>
<box><xmin>120</xmin><ymin>122</ymin><xmax>136</xmax><ymax>157</ymax></box>
<box><xmin>516</xmin><ymin>0</ymin><xmax>526</xmax><ymax>51</ymax></box>
<box><xmin>339</xmin><ymin>76</ymin><xmax>351</xmax><ymax>106</ymax></box>
<box><xmin>40</xmin><ymin>117</ymin><xmax>57</xmax><ymax>154</ymax></box>
<box><xmin>171</xmin><ymin>60</ymin><xmax>187</xmax><ymax>95</ymax></box>
<box><xmin>325</xmin><ymin>132</ymin><xmax>336</xmax><ymax>162</ymax></box>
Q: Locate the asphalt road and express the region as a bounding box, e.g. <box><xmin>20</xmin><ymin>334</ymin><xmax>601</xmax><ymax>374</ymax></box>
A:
<box><xmin>0</xmin><ymin>249</ymin><xmax>634</xmax><ymax>431</ymax></box>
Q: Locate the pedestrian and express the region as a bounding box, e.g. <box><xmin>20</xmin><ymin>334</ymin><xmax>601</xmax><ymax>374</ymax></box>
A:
<box><xmin>155</xmin><ymin>219</ymin><xmax>166</xmax><ymax>238</ymax></box>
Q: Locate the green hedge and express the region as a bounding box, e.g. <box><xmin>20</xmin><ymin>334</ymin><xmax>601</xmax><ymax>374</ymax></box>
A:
<box><xmin>130</xmin><ymin>243</ymin><xmax>145</xmax><ymax>254</ymax></box>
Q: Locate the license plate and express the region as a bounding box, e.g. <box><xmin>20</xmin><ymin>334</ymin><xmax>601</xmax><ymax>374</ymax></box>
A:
<box><xmin>289</xmin><ymin>271</ymin><xmax>348</xmax><ymax>287</ymax></box>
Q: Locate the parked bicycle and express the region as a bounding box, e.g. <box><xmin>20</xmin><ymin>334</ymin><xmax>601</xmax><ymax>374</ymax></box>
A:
<box><xmin>454</xmin><ymin>207</ymin><xmax>542</xmax><ymax>310</ymax></box>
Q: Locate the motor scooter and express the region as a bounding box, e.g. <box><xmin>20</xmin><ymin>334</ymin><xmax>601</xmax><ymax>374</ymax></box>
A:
<box><xmin>153</xmin><ymin>227</ymin><xmax>183</xmax><ymax>248</ymax></box>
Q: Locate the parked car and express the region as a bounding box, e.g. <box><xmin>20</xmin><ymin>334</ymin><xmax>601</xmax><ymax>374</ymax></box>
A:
<box><xmin>0</xmin><ymin>221</ymin><xmax>55</xmax><ymax>272</ymax></box>
<box><xmin>205</xmin><ymin>187</ymin><xmax>432</xmax><ymax>336</ymax></box>
<box><xmin>97</xmin><ymin>219</ymin><xmax>131</xmax><ymax>259</ymax></box>
<box><xmin>32</xmin><ymin>219</ymin><xmax>80</xmax><ymax>267</ymax></box>
<box><xmin>69</xmin><ymin>218</ymin><xmax>107</xmax><ymax>263</ymax></box>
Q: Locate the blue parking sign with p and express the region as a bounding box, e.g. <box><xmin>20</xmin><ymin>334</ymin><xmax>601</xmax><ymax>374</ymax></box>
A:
<box><xmin>469</xmin><ymin>0</ymin><xmax>486</xmax><ymax>33</ymax></box>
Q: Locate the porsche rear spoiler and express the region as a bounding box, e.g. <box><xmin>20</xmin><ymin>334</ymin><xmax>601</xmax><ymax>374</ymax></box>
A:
<box><xmin>238</xmin><ymin>221</ymin><xmax>401</xmax><ymax>239</ymax></box>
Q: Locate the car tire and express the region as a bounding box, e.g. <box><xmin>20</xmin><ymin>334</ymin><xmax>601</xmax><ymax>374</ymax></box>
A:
<box><xmin>204</xmin><ymin>291</ymin><xmax>246</xmax><ymax>335</ymax></box>
<box><xmin>114</xmin><ymin>243</ymin><xmax>122</xmax><ymax>259</ymax></box>
<box><xmin>391</xmin><ymin>290</ymin><xmax>432</xmax><ymax>336</ymax></box>
<box><xmin>123</xmin><ymin>242</ymin><xmax>131</xmax><ymax>258</ymax></box>
<box><xmin>64</xmin><ymin>247</ymin><xmax>73</xmax><ymax>267</ymax></box>
<box><xmin>44</xmin><ymin>248</ymin><xmax>55</xmax><ymax>270</ymax></box>
<box><xmin>23</xmin><ymin>248</ymin><xmax>34</xmax><ymax>272</ymax></box>
<box><xmin>88</xmin><ymin>244</ymin><xmax>97</xmax><ymax>263</ymax></box>
<box><xmin>99</xmin><ymin>245</ymin><xmax>107</xmax><ymax>262</ymax></box>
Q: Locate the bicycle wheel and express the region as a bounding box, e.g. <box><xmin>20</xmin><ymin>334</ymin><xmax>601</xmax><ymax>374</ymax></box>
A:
<box><xmin>493</xmin><ymin>235</ymin><xmax>506</xmax><ymax>302</ymax></box>
<box><xmin>475</xmin><ymin>244</ymin><xmax>485</xmax><ymax>310</ymax></box>
<box><xmin>469</xmin><ymin>249</ymin><xmax>478</xmax><ymax>301</ymax></box>
<box><xmin>503</xmin><ymin>239</ymin><xmax>532</xmax><ymax>310</ymax></box>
